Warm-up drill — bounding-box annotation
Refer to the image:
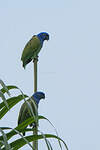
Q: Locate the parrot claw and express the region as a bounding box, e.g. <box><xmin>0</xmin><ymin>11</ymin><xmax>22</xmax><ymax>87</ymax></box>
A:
<box><xmin>33</xmin><ymin>56</ymin><xmax>38</xmax><ymax>62</ymax></box>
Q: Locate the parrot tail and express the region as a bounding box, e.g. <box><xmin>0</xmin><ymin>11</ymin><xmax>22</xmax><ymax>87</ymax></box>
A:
<box><xmin>23</xmin><ymin>63</ymin><xmax>26</xmax><ymax>69</ymax></box>
<box><xmin>22</xmin><ymin>58</ymin><xmax>32</xmax><ymax>69</ymax></box>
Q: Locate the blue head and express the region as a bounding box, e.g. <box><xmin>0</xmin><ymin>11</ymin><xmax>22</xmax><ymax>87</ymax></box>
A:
<box><xmin>32</xmin><ymin>91</ymin><xmax>45</xmax><ymax>105</ymax></box>
<box><xmin>37</xmin><ymin>32</ymin><xmax>49</xmax><ymax>45</ymax></box>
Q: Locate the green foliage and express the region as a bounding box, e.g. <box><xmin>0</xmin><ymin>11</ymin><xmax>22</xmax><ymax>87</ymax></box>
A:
<box><xmin>0</xmin><ymin>128</ymin><xmax>11</xmax><ymax>150</ymax></box>
<box><xmin>0</xmin><ymin>80</ymin><xmax>68</xmax><ymax>150</ymax></box>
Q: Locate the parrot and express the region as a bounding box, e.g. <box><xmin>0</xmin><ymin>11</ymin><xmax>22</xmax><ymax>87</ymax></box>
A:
<box><xmin>18</xmin><ymin>91</ymin><xmax>45</xmax><ymax>135</ymax></box>
<box><xmin>21</xmin><ymin>32</ymin><xmax>49</xmax><ymax>68</ymax></box>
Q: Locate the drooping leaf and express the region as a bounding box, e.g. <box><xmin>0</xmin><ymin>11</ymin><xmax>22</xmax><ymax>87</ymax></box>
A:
<box><xmin>0</xmin><ymin>94</ymin><xmax>28</xmax><ymax>119</ymax></box>
<box><xmin>38</xmin><ymin>130</ymin><xmax>53</xmax><ymax>150</ymax></box>
<box><xmin>12</xmin><ymin>128</ymin><xmax>33</xmax><ymax>149</ymax></box>
<box><xmin>46</xmin><ymin>140</ymin><xmax>53</xmax><ymax>150</ymax></box>
<box><xmin>0</xmin><ymin>80</ymin><xmax>10</xmax><ymax>96</ymax></box>
<box><xmin>38</xmin><ymin>115</ymin><xmax>62</xmax><ymax>149</ymax></box>
<box><xmin>0</xmin><ymin>91</ymin><xmax>9</xmax><ymax>110</ymax></box>
<box><xmin>0</xmin><ymin>128</ymin><xmax>11</xmax><ymax>150</ymax></box>
<box><xmin>6</xmin><ymin>134</ymin><xmax>68</xmax><ymax>150</ymax></box>
<box><xmin>0</xmin><ymin>117</ymin><xmax>35</xmax><ymax>141</ymax></box>
<box><xmin>0</xmin><ymin>127</ymin><xmax>33</xmax><ymax>149</ymax></box>
<box><xmin>1</xmin><ymin>85</ymin><xmax>27</xmax><ymax>101</ymax></box>
<box><xmin>1</xmin><ymin>85</ymin><xmax>19</xmax><ymax>94</ymax></box>
<box><xmin>0</xmin><ymin>116</ymin><xmax>68</xmax><ymax>150</ymax></box>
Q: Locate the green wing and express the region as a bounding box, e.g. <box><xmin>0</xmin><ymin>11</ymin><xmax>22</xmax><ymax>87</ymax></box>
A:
<box><xmin>18</xmin><ymin>98</ymin><xmax>37</xmax><ymax>135</ymax></box>
<box><xmin>21</xmin><ymin>35</ymin><xmax>42</xmax><ymax>68</ymax></box>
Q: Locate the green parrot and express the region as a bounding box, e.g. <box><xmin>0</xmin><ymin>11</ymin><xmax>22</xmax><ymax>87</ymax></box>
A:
<box><xmin>18</xmin><ymin>92</ymin><xmax>45</xmax><ymax>135</ymax></box>
<box><xmin>21</xmin><ymin>32</ymin><xmax>49</xmax><ymax>68</ymax></box>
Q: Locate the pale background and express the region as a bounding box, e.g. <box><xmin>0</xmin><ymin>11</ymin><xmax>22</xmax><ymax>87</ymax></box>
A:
<box><xmin>0</xmin><ymin>0</ymin><xmax>100</xmax><ymax>149</ymax></box>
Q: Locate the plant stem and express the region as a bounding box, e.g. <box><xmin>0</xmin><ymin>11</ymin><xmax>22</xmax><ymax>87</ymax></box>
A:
<box><xmin>33</xmin><ymin>57</ymin><xmax>38</xmax><ymax>150</ymax></box>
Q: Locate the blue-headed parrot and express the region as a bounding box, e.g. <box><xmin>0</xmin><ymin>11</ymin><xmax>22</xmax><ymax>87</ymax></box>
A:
<box><xmin>21</xmin><ymin>32</ymin><xmax>49</xmax><ymax>68</ymax></box>
<box><xmin>18</xmin><ymin>92</ymin><xmax>45</xmax><ymax>135</ymax></box>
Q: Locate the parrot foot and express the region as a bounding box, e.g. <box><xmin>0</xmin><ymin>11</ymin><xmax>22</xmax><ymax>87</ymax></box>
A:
<box><xmin>33</xmin><ymin>56</ymin><xmax>38</xmax><ymax>62</ymax></box>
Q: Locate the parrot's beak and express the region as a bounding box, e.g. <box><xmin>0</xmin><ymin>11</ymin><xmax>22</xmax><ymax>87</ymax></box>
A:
<box><xmin>47</xmin><ymin>37</ymin><xmax>49</xmax><ymax>41</ymax></box>
<box><xmin>46</xmin><ymin>35</ymin><xmax>49</xmax><ymax>41</ymax></box>
<box><xmin>43</xmin><ymin>94</ymin><xmax>45</xmax><ymax>99</ymax></box>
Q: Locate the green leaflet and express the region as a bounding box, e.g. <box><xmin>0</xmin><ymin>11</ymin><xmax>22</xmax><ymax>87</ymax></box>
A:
<box><xmin>6</xmin><ymin>134</ymin><xmax>68</xmax><ymax>150</ymax></box>
<box><xmin>0</xmin><ymin>116</ymin><xmax>48</xmax><ymax>141</ymax></box>
<box><xmin>0</xmin><ymin>84</ymin><xmax>68</xmax><ymax>150</ymax></box>
<box><xmin>0</xmin><ymin>116</ymin><xmax>68</xmax><ymax>150</ymax></box>
<box><xmin>0</xmin><ymin>117</ymin><xmax>36</xmax><ymax>141</ymax></box>
<box><xmin>0</xmin><ymin>91</ymin><xmax>9</xmax><ymax>110</ymax></box>
<box><xmin>0</xmin><ymin>128</ymin><xmax>11</xmax><ymax>150</ymax></box>
<box><xmin>38</xmin><ymin>116</ymin><xmax>62</xmax><ymax>150</ymax></box>
<box><xmin>0</xmin><ymin>80</ymin><xmax>10</xmax><ymax>96</ymax></box>
<box><xmin>0</xmin><ymin>85</ymin><xmax>18</xmax><ymax>94</ymax></box>
<box><xmin>0</xmin><ymin>94</ymin><xmax>28</xmax><ymax>119</ymax></box>
<box><xmin>0</xmin><ymin>85</ymin><xmax>26</xmax><ymax>110</ymax></box>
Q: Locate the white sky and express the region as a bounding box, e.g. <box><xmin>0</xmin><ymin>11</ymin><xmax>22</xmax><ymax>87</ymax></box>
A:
<box><xmin>0</xmin><ymin>0</ymin><xmax>100</xmax><ymax>149</ymax></box>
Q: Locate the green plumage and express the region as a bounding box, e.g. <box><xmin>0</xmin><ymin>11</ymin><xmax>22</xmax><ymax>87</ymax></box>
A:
<box><xmin>21</xmin><ymin>35</ymin><xmax>42</xmax><ymax>68</ymax></box>
<box><xmin>18</xmin><ymin>97</ymin><xmax>37</xmax><ymax>135</ymax></box>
